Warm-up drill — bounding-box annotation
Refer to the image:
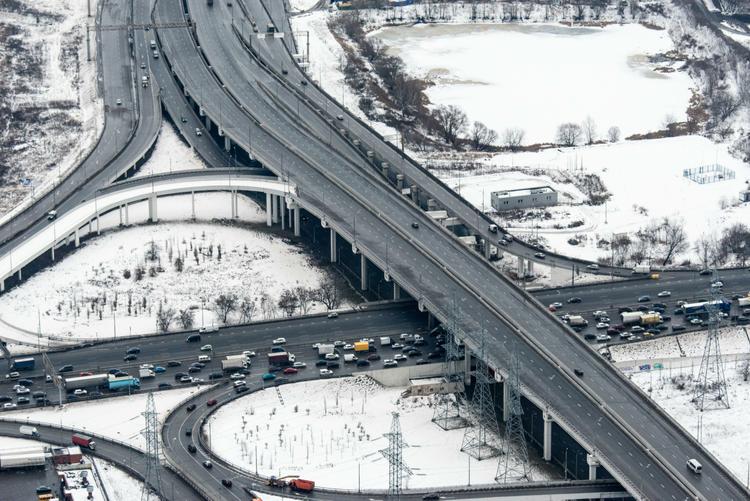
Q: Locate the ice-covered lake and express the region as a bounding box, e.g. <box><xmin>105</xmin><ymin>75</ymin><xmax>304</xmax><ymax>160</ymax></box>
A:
<box><xmin>374</xmin><ymin>23</ymin><xmax>693</xmax><ymax>144</ymax></box>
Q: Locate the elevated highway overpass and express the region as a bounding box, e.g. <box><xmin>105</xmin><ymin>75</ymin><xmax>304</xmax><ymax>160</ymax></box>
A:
<box><xmin>147</xmin><ymin>0</ymin><xmax>750</xmax><ymax>498</ymax></box>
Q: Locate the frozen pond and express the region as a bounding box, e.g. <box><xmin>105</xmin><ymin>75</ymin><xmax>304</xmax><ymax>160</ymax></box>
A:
<box><xmin>374</xmin><ymin>23</ymin><xmax>692</xmax><ymax>144</ymax></box>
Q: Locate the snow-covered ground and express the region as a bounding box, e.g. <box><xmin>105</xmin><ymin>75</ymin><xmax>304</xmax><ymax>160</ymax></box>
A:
<box><xmin>0</xmin><ymin>196</ymin><xmax>342</xmax><ymax>344</ymax></box>
<box><xmin>289</xmin><ymin>0</ymin><xmax>320</xmax><ymax>14</ymax></box>
<box><xmin>374</xmin><ymin>23</ymin><xmax>692</xmax><ymax>144</ymax></box>
<box><xmin>432</xmin><ymin>135</ymin><xmax>750</xmax><ymax>263</ymax></box>
<box><xmin>0</xmin><ymin>0</ymin><xmax>103</xmax><ymax>220</ymax></box>
<box><xmin>131</xmin><ymin>122</ymin><xmax>207</xmax><ymax>178</ymax></box>
<box><xmin>3</xmin><ymin>386</ymin><xmax>201</xmax><ymax>450</ymax></box>
<box><xmin>207</xmin><ymin>376</ymin><xmax>551</xmax><ymax>490</ymax></box>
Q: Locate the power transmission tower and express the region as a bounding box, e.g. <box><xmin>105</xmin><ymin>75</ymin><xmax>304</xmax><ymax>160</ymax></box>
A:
<box><xmin>380</xmin><ymin>412</ymin><xmax>412</xmax><ymax>499</ymax></box>
<box><xmin>432</xmin><ymin>303</ymin><xmax>468</xmax><ymax>430</ymax></box>
<box><xmin>461</xmin><ymin>328</ymin><xmax>501</xmax><ymax>460</ymax></box>
<box><xmin>692</xmin><ymin>272</ymin><xmax>730</xmax><ymax>411</ymax></box>
<box><xmin>141</xmin><ymin>392</ymin><xmax>163</xmax><ymax>501</ymax></box>
<box><xmin>496</xmin><ymin>350</ymin><xmax>531</xmax><ymax>482</ymax></box>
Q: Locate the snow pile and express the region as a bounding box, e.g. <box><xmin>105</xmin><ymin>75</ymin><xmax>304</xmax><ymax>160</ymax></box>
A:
<box><xmin>93</xmin><ymin>458</ymin><xmax>146</xmax><ymax>501</ymax></box>
<box><xmin>0</xmin><ymin>197</ymin><xmax>340</xmax><ymax>343</ymax></box>
<box><xmin>206</xmin><ymin>376</ymin><xmax>550</xmax><ymax>490</ymax></box>
<box><xmin>374</xmin><ymin>22</ymin><xmax>692</xmax><ymax>144</ymax></box>
<box><xmin>3</xmin><ymin>386</ymin><xmax>200</xmax><ymax>450</ymax></box>
<box><xmin>0</xmin><ymin>0</ymin><xmax>103</xmax><ymax>219</ymax></box>
<box><xmin>289</xmin><ymin>0</ymin><xmax>320</xmax><ymax>14</ymax></box>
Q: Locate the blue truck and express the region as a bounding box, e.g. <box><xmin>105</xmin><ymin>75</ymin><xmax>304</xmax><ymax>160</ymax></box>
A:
<box><xmin>684</xmin><ymin>300</ymin><xmax>731</xmax><ymax>316</ymax></box>
<box><xmin>107</xmin><ymin>375</ymin><xmax>140</xmax><ymax>391</ymax></box>
<box><xmin>11</xmin><ymin>357</ymin><xmax>35</xmax><ymax>371</ymax></box>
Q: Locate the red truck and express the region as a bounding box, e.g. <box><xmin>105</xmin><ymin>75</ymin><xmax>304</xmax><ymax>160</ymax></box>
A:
<box><xmin>289</xmin><ymin>479</ymin><xmax>315</xmax><ymax>493</ymax></box>
<box><xmin>71</xmin><ymin>433</ymin><xmax>96</xmax><ymax>450</ymax></box>
<box><xmin>267</xmin><ymin>352</ymin><xmax>292</xmax><ymax>367</ymax></box>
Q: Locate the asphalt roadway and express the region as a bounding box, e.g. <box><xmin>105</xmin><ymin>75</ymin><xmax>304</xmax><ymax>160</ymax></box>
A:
<box><xmin>0</xmin><ymin>305</ymin><xmax>426</xmax><ymax>405</ymax></box>
<box><xmin>151</xmin><ymin>0</ymin><xmax>750</xmax><ymax>498</ymax></box>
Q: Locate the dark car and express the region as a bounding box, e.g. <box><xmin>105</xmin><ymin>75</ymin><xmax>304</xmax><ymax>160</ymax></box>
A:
<box><xmin>187</xmin><ymin>444</ymin><xmax>197</xmax><ymax>453</ymax></box>
<box><xmin>114</xmin><ymin>371</ymin><xmax>128</xmax><ymax>378</ymax></box>
<box><xmin>674</xmin><ymin>308</ymin><xmax>685</xmax><ymax>315</ymax></box>
<box><xmin>574</xmin><ymin>369</ymin><xmax>584</xmax><ymax>377</ymax></box>
<box><xmin>637</xmin><ymin>305</ymin><xmax>649</xmax><ymax>312</ymax></box>
<box><xmin>66</xmin><ymin>394</ymin><xmax>79</xmax><ymax>402</ymax></box>
<box><xmin>567</xmin><ymin>297</ymin><xmax>582</xmax><ymax>303</ymax></box>
<box><xmin>158</xmin><ymin>383</ymin><xmax>173</xmax><ymax>389</ymax></box>
<box><xmin>326</xmin><ymin>362</ymin><xmax>340</xmax><ymax>369</ymax></box>
<box><xmin>268</xmin><ymin>366</ymin><xmax>282</xmax><ymax>373</ymax></box>
<box><xmin>422</xmin><ymin>494</ymin><xmax>439</xmax><ymax>501</ymax></box>
<box><xmin>190</xmin><ymin>362</ymin><xmax>206</xmax><ymax>369</ymax></box>
<box><xmin>35</xmin><ymin>398</ymin><xmax>52</xmax><ymax>406</ymax></box>
<box><xmin>207</xmin><ymin>399</ymin><xmax>218</xmax><ymax>407</ymax></box>
<box><xmin>186</xmin><ymin>334</ymin><xmax>201</xmax><ymax>343</ymax></box>
<box><xmin>315</xmin><ymin>360</ymin><xmax>328</xmax><ymax>367</ymax></box>
<box><xmin>126</xmin><ymin>347</ymin><xmax>141</xmax><ymax>355</ymax></box>
<box><xmin>18</xmin><ymin>379</ymin><xmax>33</xmax><ymax>387</ymax></box>
<box><xmin>186</xmin><ymin>404</ymin><xmax>197</xmax><ymax>412</ymax></box>
<box><xmin>427</xmin><ymin>351</ymin><xmax>443</xmax><ymax>359</ymax></box>
<box><xmin>637</xmin><ymin>296</ymin><xmax>650</xmax><ymax>303</ymax></box>
<box><xmin>0</xmin><ymin>395</ymin><xmax>12</xmax><ymax>403</ymax></box>
<box><xmin>647</xmin><ymin>328</ymin><xmax>660</xmax><ymax>335</ymax></box>
<box><xmin>123</xmin><ymin>354</ymin><xmax>137</xmax><ymax>362</ymax></box>
<box><xmin>167</xmin><ymin>360</ymin><xmax>182</xmax><ymax>367</ymax></box>
<box><xmin>672</xmin><ymin>325</ymin><xmax>687</xmax><ymax>332</ymax></box>
<box><xmin>274</xmin><ymin>377</ymin><xmax>290</xmax><ymax>385</ymax></box>
<box><xmin>208</xmin><ymin>372</ymin><xmax>224</xmax><ymax>380</ymax></box>
<box><xmin>618</xmin><ymin>306</ymin><xmax>633</xmax><ymax>313</ymax></box>
<box><xmin>407</xmin><ymin>349</ymin><xmax>422</xmax><ymax>357</ymax></box>
<box><xmin>661</xmin><ymin>315</ymin><xmax>672</xmax><ymax>322</ymax></box>
<box><xmin>58</xmin><ymin>365</ymin><xmax>74</xmax><ymax>373</ymax></box>
<box><xmin>221</xmin><ymin>479</ymin><xmax>233</xmax><ymax>488</ymax></box>
<box><xmin>108</xmin><ymin>368</ymin><xmax>121</xmax><ymax>375</ymax></box>
<box><xmin>699</xmin><ymin>269</ymin><xmax>712</xmax><ymax>275</ymax></box>
<box><xmin>17</xmin><ymin>397</ymin><xmax>30</xmax><ymax>405</ymax></box>
<box><xmin>584</xmin><ymin>333</ymin><xmax>597</xmax><ymax>340</ymax></box>
<box><xmin>356</xmin><ymin>359</ymin><xmax>370</xmax><ymax>367</ymax></box>
<box><xmin>236</xmin><ymin>385</ymin><xmax>250</xmax><ymax>394</ymax></box>
<box><xmin>737</xmin><ymin>317</ymin><xmax>750</xmax><ymax>325</ymax></box>
<box><xmin>411</xmin><ymin>222</ymin><xmax>419</xmax><ymax>229</ymax></box>
<box><xmin>652</xmin><ymin>302</ymin><xmax>667</xmax><ymax>309</ymax></box>
<box><xmin>188</xmin><ymin>366</ymin><xmax>201</xmax><ymax>373</ymax></box>
<box><xmin>367</xmin><ymin>354</ymin><xmax>381</xmax><ymax>361</ymax></box>
<box><xmin>416</xmin><ymin>359</ymin><xmax>429</xmax><ymax>365</ymax></box>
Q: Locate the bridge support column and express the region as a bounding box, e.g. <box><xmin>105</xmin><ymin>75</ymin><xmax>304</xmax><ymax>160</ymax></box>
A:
<box><xmin>17</xmin><ymin>268</ymin><xmax>22</xmax><ymax>281</ymax></box>
<box><xmin>191</xmin><ymin>192</ymin><xmax>196</xmax><ymax>220</ymax></box>
<box><xmin>266</xmin><ymin>193</ymin><xmax>272</xmax><ymax>227</ymax></box>
<box><xmin>118</xmin><ymin>205</ymin><xmax>123</xmax><ymax>226</ymax></box>
<box><xmin>427</xmin><ymin>312</ymin><xmax>435</xmax><ymax>329</ymax></box>
<box><xmin>280</xmin><ymin>198</ymin><xmax>286</xmax><ymax>231</ymax></box>
<box><xmin>502</xmin><ymin>377</ymin><xmax>510</xmax><ymax>422</ymax></box>
<box><xmin>74</xmin><ymin>229</ymin><xmax>80</xmax><ymax>248</ymax></box>
<box><xmin>271</xmin><ymin>195</ymin><xmax>278</xmax><ymax>224</ymax></box>
<box><xmin>484</xmin><ymin>240</ymin><xmax>492</xmax><ymax>260</ymax></box>
<box><xmin>527</xmin><ymin>260</ymin><xmax>534</xmax><ymax>275</ymax></box>
<box><xmin>124</xmin><ymin>203</ymin><xmax>129</xmax><ymax>226</ymax></box>
<box><xmin>233</xmin><ymin>191</ymin><xmax>239</xmax><ymax>219</ymax></box>
<box><xmin>396</xmin><ymin>174</ymin><xmax>405</xmax><ymax>190</ymax></box>
<box><xmin>149</xmin><ymin>195</ymin><xmax>158</xmax><ymax>223</ymax></box>
<box><xmin>1</xmin><ymin>279</ymin><xmax>4</xmax><ymax>292</ymax></box>
<box><xmin>587</xmin><ymin>453</ymin><xmax>599</xmax><ymax>480</ymax></box>
<box><xmin>543</xmin><ymin>411</ymin><xmax>553</xmax><ymax>461</ymax></box>
<box><xmin>224</xmin><ymin>135</ymin><xmax>231</xmax><ymax>152</ymax></box>
<box><xmin>51</xmin><ymin>245</ymin><xmax>55</xmax><ymax>262</ymax></box>
<box><xmin>463</xmin><ymin>347</ymin><xmax>471</xmax><ymax>380</ymax></box>
<box><xmin>427</xmin><ymin>198</ymin><xmax>437</xmax><ymax>211</ymax></box>
<box><xmin>96</xmin><ymin>214</ymin><xmax>100</xmax><ymax>235</ymax></box>
<box><xmin>393</xmin><ymin>283</ymin><xmax>400</xmax><ymax>300</ymax></box>
<box><xmin>517</xmin><ymin>256</ymin><xmax>524</xmax><ymax>277</ymax></box>
<box><xmin>360</xmin><ymin>254</ymin><xmax>368</xmax><ymax>291</ymax></box>
<box><xmin>329</xmin><ymin>229</ymin><xmax>337</xmax><ymax>263</ymax></box>
<box><xmin>410</xmin><ymin>185</ymin><xmax>419</xmax><ymax>204</ymax></box>
<box><xmin>293</xmin><ymin>206</ymin><xmax>300</xmax><ymax>237</ymax></box>
<box><xmin>205</xmin><ymin>115</ymin><xmax>211</xmax><ymax>131</ymax></box>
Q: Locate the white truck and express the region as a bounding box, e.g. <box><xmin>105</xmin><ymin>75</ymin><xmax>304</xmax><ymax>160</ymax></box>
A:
<box><xmin>139</xmin><ymin>368</ymin><xmax>155</xmax><ymax>379</ymax></box>
<box><xmin>738</xmin><ymin>297</ymin><xmax>750</xmax><ymax>307</ymax></box>
<box><xmin>568</xmin><ymin>315</ymin><xmax>588</xmax><ymax>327</ymax></box>
<box><xmin>621</xmin><ymin>311</ymin><xmax>644</xmax><ymax>325</ymax></box>
<box><xmin>221</xmin><ymin>357</ymin><xmax>246</xmax><ymax>371</ymax></box>
<box><xmin>317</xmin><ymin>344</ymin><xmax>335</xmax><ymax>356</ymax></box>
<box><xmin>632</xmin><ymin>264</ymin><xmax>650</xmax><ymax>274</ymax></box>
<box><xmin>379</xmin><ymin>336</ymin><xmax>391</xmax><ymax>346</ymax></box>
<box><xmin>344</xmin><ymin>354</ymin><xmax>358</xmax><ymax>363</ymax></box>
<box><xmin>19</xmin><ymin>425</ymin><xmax>39</xmax><ymax>437</ymax></box>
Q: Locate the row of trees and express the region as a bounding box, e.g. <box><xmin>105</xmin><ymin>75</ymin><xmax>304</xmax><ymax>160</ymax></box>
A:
<box><xmin>556</xmin><ymin>117</ymin><xmax>620</xmax><ymax>146</ymax></box>
<box><xmin>154</xmin><ymin>278</ymin><xmax>344</xmax><ymax>332</ymax></box>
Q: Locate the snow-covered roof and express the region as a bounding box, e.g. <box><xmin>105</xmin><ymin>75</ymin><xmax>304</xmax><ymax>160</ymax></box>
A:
<box><xmin>492</xmin><ymin>186</ymin><xmax>556</xmax><ymax>198</ymax></box>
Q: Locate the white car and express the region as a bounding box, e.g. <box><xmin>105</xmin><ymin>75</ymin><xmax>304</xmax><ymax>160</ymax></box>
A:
<box><xmin>73</xmin><ymin>389</ymin><xmax>87</xmax><ymax>396</ymax></box>
<box><xmin>399</xmin><ymin>333</ymin><xmax>411</xmax><ymax>340</ymax></box>
<box><xmin>230</xmin><ymin>373</ymin><xmax>244</xmax><ymax>380</ymax></box>
<box><xmin>657</xmin><ymin>291</ymin><xmax>671</xmax><ymax>297</ymax></box>
<box><xmin>383</xmin><ymin>360</ymin><xmax>397</xmax><ymax>368</ymax></box>
<box><xmin>3</xmin><ymin>403</ymin><xmax>17</xmax><ymax>409</ymax></box>
<box><xmin>595</xmin><ymin>334</ymin><xmax>611</xmax><ymax>342</ymax></box>
<box><xmin>550</xmin><ymin>302</ymin><xmax>563</xmax><ymax>309</ymax></box>
<box><xmin>140</xmin><ymin>364</ymin><xmax>154</xmax><ymax>369</ymax></box>
<box><xmin>243</xmin><ymin>350</ymin><xmax>256</xmax><ymax>358</ymax></box>
<box><xmin>5</xmin><ymin>372</ymin><xmax>20</xmax><ymax>379</ymax></box>
<box><xmin>200</xmin><ymin>344</ymin><xmax>213</xmax><ymax>352</ymax></box>
<box><xmin>327</xmin><ymin>312</ymin><xmax>339</xmax><ymax>319</ymax></box>
<box><xmin>619</xmin><ymin>331</ymin><xmax>632</xmax><ymax>339</ymax></box>
<box><xmin>333</xmin><ymin>340</ymin><xmax>346</xmax><ymax>347</ymax></box>
<box><xmin>690</xmin><ymin>318</ymin><xmax>703</xmax><ymax>325</ymax></box>
<box><xmin>586</xmin><ymin>263</ymin><xmax>600</xmax><ymax>270</ymax></box>
<box><xmin>180</xmin><ymin>375</ymin><xmax>193</xmax><ymax>383</ymax></box>
<box><xmin>199</xmin><ymin>326</ymin><xmax>219</xmax><ymax>333</ymax></box>
<box><xmin>343</xmin><ymin>344</ymin><xmax>355</xmax><ymax>351</ymax></box>
<box><xmin>711</xmin><ymin>281</ymin><xmax>723</xmax><ymax>288</ymax></box>
<box><xmin>272</xmin><ymin>337</ymin><xmax>286</xmax><ymax>345</ymax></box>
<box><xmin>325</xmin><ymin>353</ymin><xmax>339</xmax><ymax>361</ymax></box>
<box><xmin>391</xmin><ymin>343</ymin><xmax>404</xmax><ymax>349</ymax></box>
<box><xmin>394</xmin><ymin>354</ymin><xmax>407</xmax><ymax>362</ymax></box>
<box><xmin>311</xmin><ymin>343</ymin><xmax>321</xmax><ymax>349</ymax></box>
<box><xmin>15</xmin><ymin>387</ymin><xmax>30</xmax><ymax>395</ymax></box>
<box><xmin>233</xmin><ymin>380</ymin><xmax>247</xmax><ymax>387</ymax></box>
<box><xmin>593</xmin><ymin>310</ymin><xmax>607</xmax><ymax>318</ymax></box>
<box><xmin>595</xmin><ymin>322</ymin><xmax>610</xmax><ymax>330</ymax></box>
<box><xmin>596</xmin><ymin>317</ymin><xmax>611</xmax><ymax>323</ymax></box>
<box><xmin>319</xmin><ymin>369</ymin><xmax>333</xmax><ymax>377</ymax></box>
<box><xmin>534</xmin><ymin>252</ymin><xmax>546</xmax><ymax>259</ymax></box>
<box><xmin>293</xmin><ymin>362</ymin><xmax>306</xmax><ymax>369</ymax></box>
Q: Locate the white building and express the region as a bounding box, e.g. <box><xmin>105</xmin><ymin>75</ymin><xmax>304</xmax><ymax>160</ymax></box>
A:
<box><xmin>491</xmin><ymin>186</ymin><xmax>558</xmax><ymax>212</ymax></box>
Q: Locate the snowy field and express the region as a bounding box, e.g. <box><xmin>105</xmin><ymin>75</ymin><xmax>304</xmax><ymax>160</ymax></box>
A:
<box><xmin>0</xmin><ymin>200</ymin><xmax>339</xmax><ymax>343</ymax></box>
<box><xmin>0</xmin><ymin>0</ymin><xmax>103</xmax><ymax>220</ymax></box>
<box><xmin>132</xmin><ymin>122</ymin><xmax>207</xmax><ymax>178</ymax></box>
<box><xmin>434</xmin><ymin>135</ymin><xmax>750</xmax><ymax>263</ymax></box>
<box><xmin>374</xmin><ymin>22</ymin><xmax>692</xmax><ymax>144</ymax></box>
<box><xmin>207</xmin><ymin>376</ymin><xmax>549</xmax><ymax>490</ymax></box>
<box><xmin>3</xmin><ymin>386</ymin><xmax>200</xmax><ymax>450</ymax></box>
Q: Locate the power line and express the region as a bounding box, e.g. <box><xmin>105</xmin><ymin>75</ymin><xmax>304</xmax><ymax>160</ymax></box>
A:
<box><xmin>496</xmin><ymin>348</ymin><xmax>531</xmax><ymax>482</ymax></box>
<box><xmin>432</xmin><ymin>299</ymin><xmax>468</xmax><ymax>430</ymax></box>
<box><xmin>380</xmin><ymin>412</ymin><xmax>412</xmax><ymax>499</ymax></box>
<box><xmin>141</xmin><ymin>392</ymin><xmax>163</xmax><ymax>501</ymax></box>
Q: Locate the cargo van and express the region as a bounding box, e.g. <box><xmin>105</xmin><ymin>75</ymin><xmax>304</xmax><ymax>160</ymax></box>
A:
<box><xmin>198</xmin><ymin>355</ymin><xmax>211</xmax><ymax>363</ymax></box>
<box><xmin>19</xmin><ymin>425</ymin><xmax>39</xmax><ymax>437</ymax></box>
<box><xmin>687</xmin><ymin>458</ymin><xmax>702</xmax><ymax>474</ymax></box>
<box><xmin>141</xmin><ymin>75</ymin><xmax>149</xmax><ymax>87</ymax></box>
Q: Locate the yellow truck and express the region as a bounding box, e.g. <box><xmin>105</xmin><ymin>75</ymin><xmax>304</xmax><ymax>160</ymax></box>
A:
<box><xmin>354</xmin><ymin>341</ymin><xmax>369</xmax><ymax>353</ymax></box>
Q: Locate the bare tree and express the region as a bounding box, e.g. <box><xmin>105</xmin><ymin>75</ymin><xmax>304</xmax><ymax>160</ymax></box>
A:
<box><xmin>694</xmin><ymin>233</ymin><xmax>718</xmax><ymax>270</ymax></box>
<box><xmin>607</xmin><ymin>126</ymin><xmax>621</xmax><ymax>143</ymax></box>
<box><xmin>294</xmin><ymin>286</ymin><xmax>316</xmax><ymax>315</ymax></box>
<box><xmin>432</xmin><ymin>104</ymin><xmax>468</xmax><ymax>146</ymax></box>
<box><xmin>718</xmin><ymin>0</ymin><xmax>739</xmax><ymax>15</ymax></box>
<box><xmin>556</xmin><ymin>123</ymin><xmax>582</xmax><ymax>147</ymax></box>
<box><xmin>178</xmin><ymin>308</ymin><xmax>194</xmax><ymax>330</ymax></box>
<box><xmin>156</xmin><ymin>307</ymin><xmax>176</xmax><ymax>332</ymax></box>
<box><xmin>710</xmin><ymin>91</ymin><xmax>740</xmax><ymax>121</ymax></box>
<box><xmin>469</xmin><ymin>121</ymin><xmax>498</xmax><ymax>151</ymax></box>
<box><xmin>214</xmin><ymin>293</ymin><xmax>238</xmax><ymax>323</ymax></box>
<box><xmin>260</xmin><ymin>293</ymin><xmax>278</xmax><ymax>319</ymax></box>
<box><xmin>502</xmin><ymin>127</ymin><xmax>525</xmax><ymax>151</ymax></box>
<box><xmin>719</xmin><ymin>223</ymin><xmax>750</xmax><ymax>265</ymax></box>
<box><xmin>659</xmin><ymin>217</ymin><xmax>689</xmax><ymax>265</ymax></box>
<box><xmin>278</xmin><ymin>289</ymin><xmax>300</xmax><ymax>317</ymax></box>
<box><xmin>239</xmin><ymin>297</ymin><xmax>257</xmax><ymax>323</ymax></box>
<box><xmin>581</xmin><ymin>116</ymin><xmax>597</xmax><ymax>145</ymax></box>
<box><xmin>315</xmin><ymin>278</ymin><xmax>341</xmax><ymax>310</ymax></box>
